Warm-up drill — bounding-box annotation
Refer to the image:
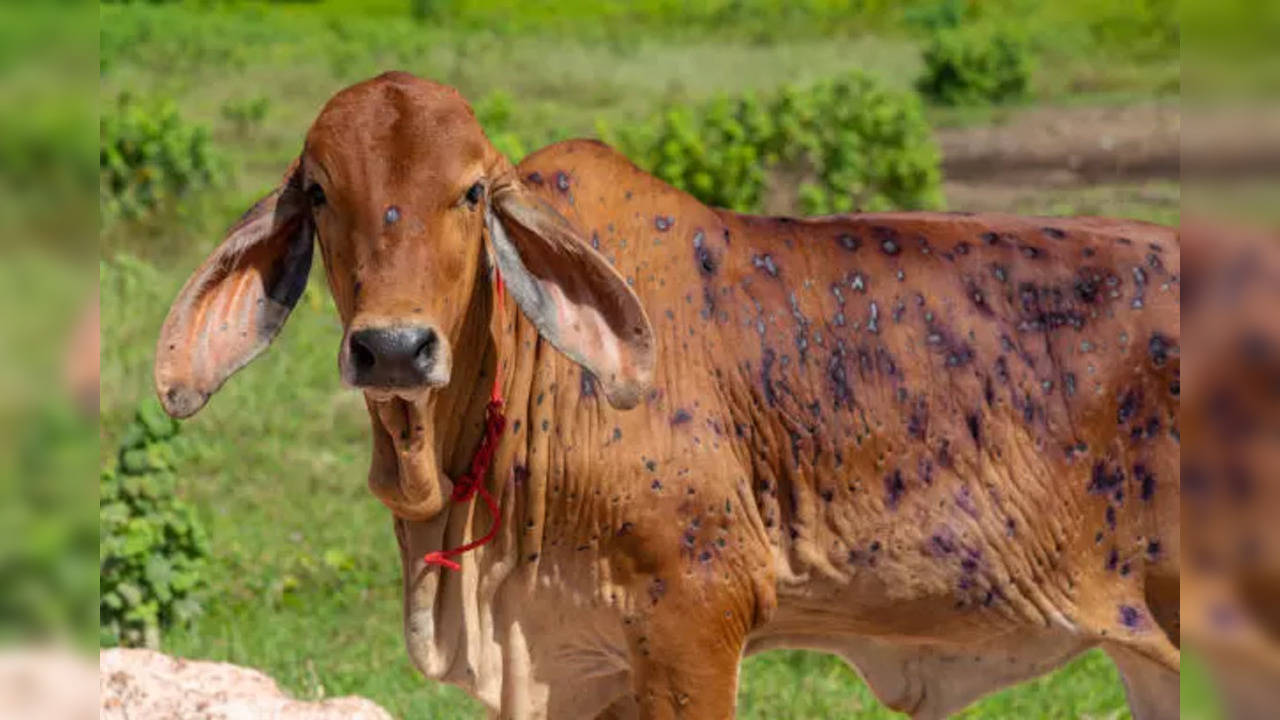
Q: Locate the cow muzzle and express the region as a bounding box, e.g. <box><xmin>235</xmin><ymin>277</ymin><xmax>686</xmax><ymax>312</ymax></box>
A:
<box><xmin>341</xmin><ymin>323</ymin><xmax>452</xmax><ymax>393</ymax></box>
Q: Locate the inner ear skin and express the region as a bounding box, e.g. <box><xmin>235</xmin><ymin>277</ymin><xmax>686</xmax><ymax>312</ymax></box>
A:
<box><xmin>487</xmin><ymin>181</ymin><xmax>655</xmax><ymax>409</ymax></box>
<box><xmin>154</xmin><ymin>175</ymin><xmax>315</xmax><ymax>419</ymax></box>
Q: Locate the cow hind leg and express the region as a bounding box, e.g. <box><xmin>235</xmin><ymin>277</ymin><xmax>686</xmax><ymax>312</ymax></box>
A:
<box><xmin>1103</xmin><ymin>642</ymin><xmax>1180</xmax><ymax>720</ymax></box>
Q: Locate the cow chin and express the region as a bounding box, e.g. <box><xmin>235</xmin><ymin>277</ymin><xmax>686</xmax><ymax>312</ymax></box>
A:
<box><xmin>362</xmin><ymin>384</ymin><xmax>442</xmax><ymax>404</ymax></box>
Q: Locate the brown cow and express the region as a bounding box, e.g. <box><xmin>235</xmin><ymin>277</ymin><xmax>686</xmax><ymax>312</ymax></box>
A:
<box><xmin>154</xmin><ymin>72</ymin><xmax>1180</xmax><ymax>719</ymax></box>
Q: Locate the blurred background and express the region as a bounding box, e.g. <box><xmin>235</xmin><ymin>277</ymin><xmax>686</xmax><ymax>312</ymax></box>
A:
<box><xmin>0</xmin><ymin>2</ymin><xmax>98</xmax><ymax>718</ymax></box>
<box><xmin>0</xmin><ymin>0</ymin><xmax>1270</xmax><ymax>717</ymax></box>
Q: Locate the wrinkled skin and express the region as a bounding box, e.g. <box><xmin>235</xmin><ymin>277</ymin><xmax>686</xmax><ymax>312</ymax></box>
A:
<box><xmin>154</xmin><ymin>72</ymin><xmax>1180</xmax><ymax>719</ymax></box>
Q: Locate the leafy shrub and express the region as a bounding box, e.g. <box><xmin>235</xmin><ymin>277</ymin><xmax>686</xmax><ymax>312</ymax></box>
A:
<box><xmin>1038</xmin><ymin>0</ymin><xmax>1177</xmax><ymax>62</ymax></box>
<box><xmin>100</xmin><ymin>399</ymin><xmax>210</xmax><ymax>648</ymax></box>
<box><xmin>474</xmin><ymin>90</ymin><xmax>528</xmax><ymax>162</ymax></box>
<box><xmin>99</xmin><ymin>94</ymin><xmax>224</xmax><ymax>222</ymax></box>
<box><xmin>0</xmin><ymin>401</ymin><xmax>98</xmax><ymax>647</ymax></box>
<box><xmin>902</xmin><ymin>0</ymin><xmax>971</xmax><ymax>32</ymax></box>
<box><xmin>604</xmin><ymin>71</ymin><xmax>942</xmax><ymax>214</ymax></box>
<box><xmin>916</xmin><ymin>24</ymin><xmax>1032</xmax><ymax>105</ymax></box>
<box><xmin>409</xmin><ymin>0</ymin><xmax>443</xmax><ymax>23</ymax></box>
<box><xmin>219</xmin><ymin>95</ymin><xmax>271</xmax><ymax>138</ymax></box>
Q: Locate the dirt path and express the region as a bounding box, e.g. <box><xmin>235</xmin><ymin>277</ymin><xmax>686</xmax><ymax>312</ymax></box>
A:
<box><xmin>936</xmin><ymin>102</ymin><xmax>1180</xmax><ymax>217</ymax></box>
<box><xmin>761</xmin><ymin>102</ymin><xmax>1181</xmax><ymax>217</ymax></box>
<box><xmin>938</xmin><ymin>102</ymin><xmax>1180</xmax><ymax>186</ymax></box>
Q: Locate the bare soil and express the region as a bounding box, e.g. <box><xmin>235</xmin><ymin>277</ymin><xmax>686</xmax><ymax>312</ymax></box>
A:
<box><xmin>938</xmin><ymin>102</ymin><xmax>1180</xmax><ymax>186</ymax></box>
<box><xmin>762</xmin><ymin>102</ymin><xmax>1182</xmax><ymax>217</ymax></box>
<box><xmin>938</xmin><ymin>102</ymin><xmax>1181</xmax><ymax>216</ymax></box>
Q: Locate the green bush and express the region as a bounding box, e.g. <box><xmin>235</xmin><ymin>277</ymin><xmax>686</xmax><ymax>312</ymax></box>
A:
<box><xmin>474</xmin><ymin>90</ymin><xmax>528</xmax><ymax>162</ymax></box>
<box><xmin>219</xmin><ymin>95</ymin><xmax>271</xmax><ymax>138</ymax></box>
<box><xmin>0</xmin><ymin>401</ymin><xmax>98</xmax><ymax>647</ymax></box>
<box><xmin>902</xmin><ymin>0</ymin><xmax>971</xmax><ymax>32</ymax></box>
<box><xmin>916</xmin><ymin>24</ymin><xmax>1032</xmax><ymax>105</ymax></box>
<box><xmin>99</xmin><ymin>94</ymin><xmax>224</xmax><ymax>222</ymax></box>
<box><xmin>1039</xmin><ymin>0</ymin><xmax>1177</xmax><ymax>62</ymax></box>
<box><xmin>100</xmin><ymin>399</ymin><xmax>210</xmax><ymax>648</ymax></box>
<box><xmin>604</xmin><ymin>71</ymin><xmax>942</xmax><ymax>214</ymax></box>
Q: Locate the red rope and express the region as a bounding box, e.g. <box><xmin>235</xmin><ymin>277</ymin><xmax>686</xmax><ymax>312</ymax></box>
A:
<box><xmin>422</xmin><ymin>271</ymin><xmax>507</xmax><ymax>572</ymax></box>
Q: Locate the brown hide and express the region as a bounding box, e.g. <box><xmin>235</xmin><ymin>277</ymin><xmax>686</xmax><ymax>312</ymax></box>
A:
<box><xmin>476</xmin><ymin>139</ymin><xmax>1181</xmax><ymax>718</ymax></box>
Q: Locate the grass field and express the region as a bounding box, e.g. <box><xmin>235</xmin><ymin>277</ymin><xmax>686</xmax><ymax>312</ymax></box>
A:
<box><xmin>101</xmin><ymin>1</ymin><xmax>1181</xmax><ymax>717</ymax></box>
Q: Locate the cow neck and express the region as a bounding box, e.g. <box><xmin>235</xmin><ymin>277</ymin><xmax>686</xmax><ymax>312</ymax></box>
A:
<box><xmin>422</xmin><ymin>269</ymin><xmax>509</xmax><ymax>571</ymax></box>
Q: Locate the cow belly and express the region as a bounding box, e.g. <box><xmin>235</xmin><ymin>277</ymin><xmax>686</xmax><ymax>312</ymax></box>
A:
<box><xmin>745</xmin><ymin>630</ymin><xmax>1091</xmax><ymax>719</ymax></box>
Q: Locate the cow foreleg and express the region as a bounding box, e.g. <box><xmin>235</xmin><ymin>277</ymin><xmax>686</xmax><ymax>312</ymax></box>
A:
<box><xmin>624</xmin><ymin>583</ymin><xmax>750</xmax><ymax>720</ymax></box>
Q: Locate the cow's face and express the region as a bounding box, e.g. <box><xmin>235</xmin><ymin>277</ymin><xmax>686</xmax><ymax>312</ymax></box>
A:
<box><xmin>302</xmin><ymin>77</ymin><xmax>494</xmax><ymax>398</ymax></box>
<box><xmin>153</xmin><ymin>72</ymin><xmax>653</xmax><ymax>519</ymax></box>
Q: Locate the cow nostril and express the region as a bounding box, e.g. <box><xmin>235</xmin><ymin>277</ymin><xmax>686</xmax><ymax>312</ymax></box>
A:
<box><xmin>348</xmin><ymin>326</ymin><xmax>439</xmax><ymax>387</ymax></box>
<box><xmin>350</xmin><ymin>335</ymin><xmax>376</xmax><ymax>372</ymax></box>
<box><xmin>413</xmin><ymin>329</ymin><xmax>438</xmax><ymax>364</ymax></box>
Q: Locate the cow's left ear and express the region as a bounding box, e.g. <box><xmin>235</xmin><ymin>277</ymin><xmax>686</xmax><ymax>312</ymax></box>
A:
<box><xmin>487</xmin><ymin>180</ymin><xmax>655</xmax><ymax>409</ymax></box>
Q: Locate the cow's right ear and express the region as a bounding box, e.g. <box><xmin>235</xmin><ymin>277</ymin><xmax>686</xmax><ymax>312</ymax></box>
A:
<box><xmin>154</xmin><ymin>162</ymin><xmax>314</xmax><ymax>419</ymax></box>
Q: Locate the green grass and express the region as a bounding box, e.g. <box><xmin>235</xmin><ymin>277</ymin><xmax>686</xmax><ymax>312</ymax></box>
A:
<box><xmin>100</xmin><ymin>1</ymin><xmax>1181</xmax><ymax>717</ymax></box>
<box><xmin>944</xmin><ymin>181</ymin><xmax>1181</xmax><ymax>227</ymax></box>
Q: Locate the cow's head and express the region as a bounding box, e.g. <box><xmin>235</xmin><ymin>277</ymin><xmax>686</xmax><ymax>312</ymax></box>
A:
<box><xmin>154</xmin><ymin>72</ymin><xmax>654</xmax><ymax>518</ymax></box>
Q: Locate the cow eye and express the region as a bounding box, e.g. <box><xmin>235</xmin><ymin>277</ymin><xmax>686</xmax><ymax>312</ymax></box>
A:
<box><xmin>464</xmin><ymin>181</ymin><xmax>484</xmax><ymax>207</ymax></box>
<box><xmin>306</xmin><ymin>183</ymin><xmax>326</xmax><ymax>208</ymax></box>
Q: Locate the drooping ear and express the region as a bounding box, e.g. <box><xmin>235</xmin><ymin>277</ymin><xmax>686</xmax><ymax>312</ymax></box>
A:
<box><xmin>154</xmin><ymin>163</ymin><xmax>314</xmax><ymax>418</ymax></box>
<box><xmin>487</xmin><ymin>180</ymin><xmax>655</xmax><ymax>409</ymax></box>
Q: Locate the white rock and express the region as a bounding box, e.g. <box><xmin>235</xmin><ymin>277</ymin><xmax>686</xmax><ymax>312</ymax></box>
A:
<box><xmin>100</xmin><ymin>648</ymin><xmax>394</xmax><ymax>720</ymax></box>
